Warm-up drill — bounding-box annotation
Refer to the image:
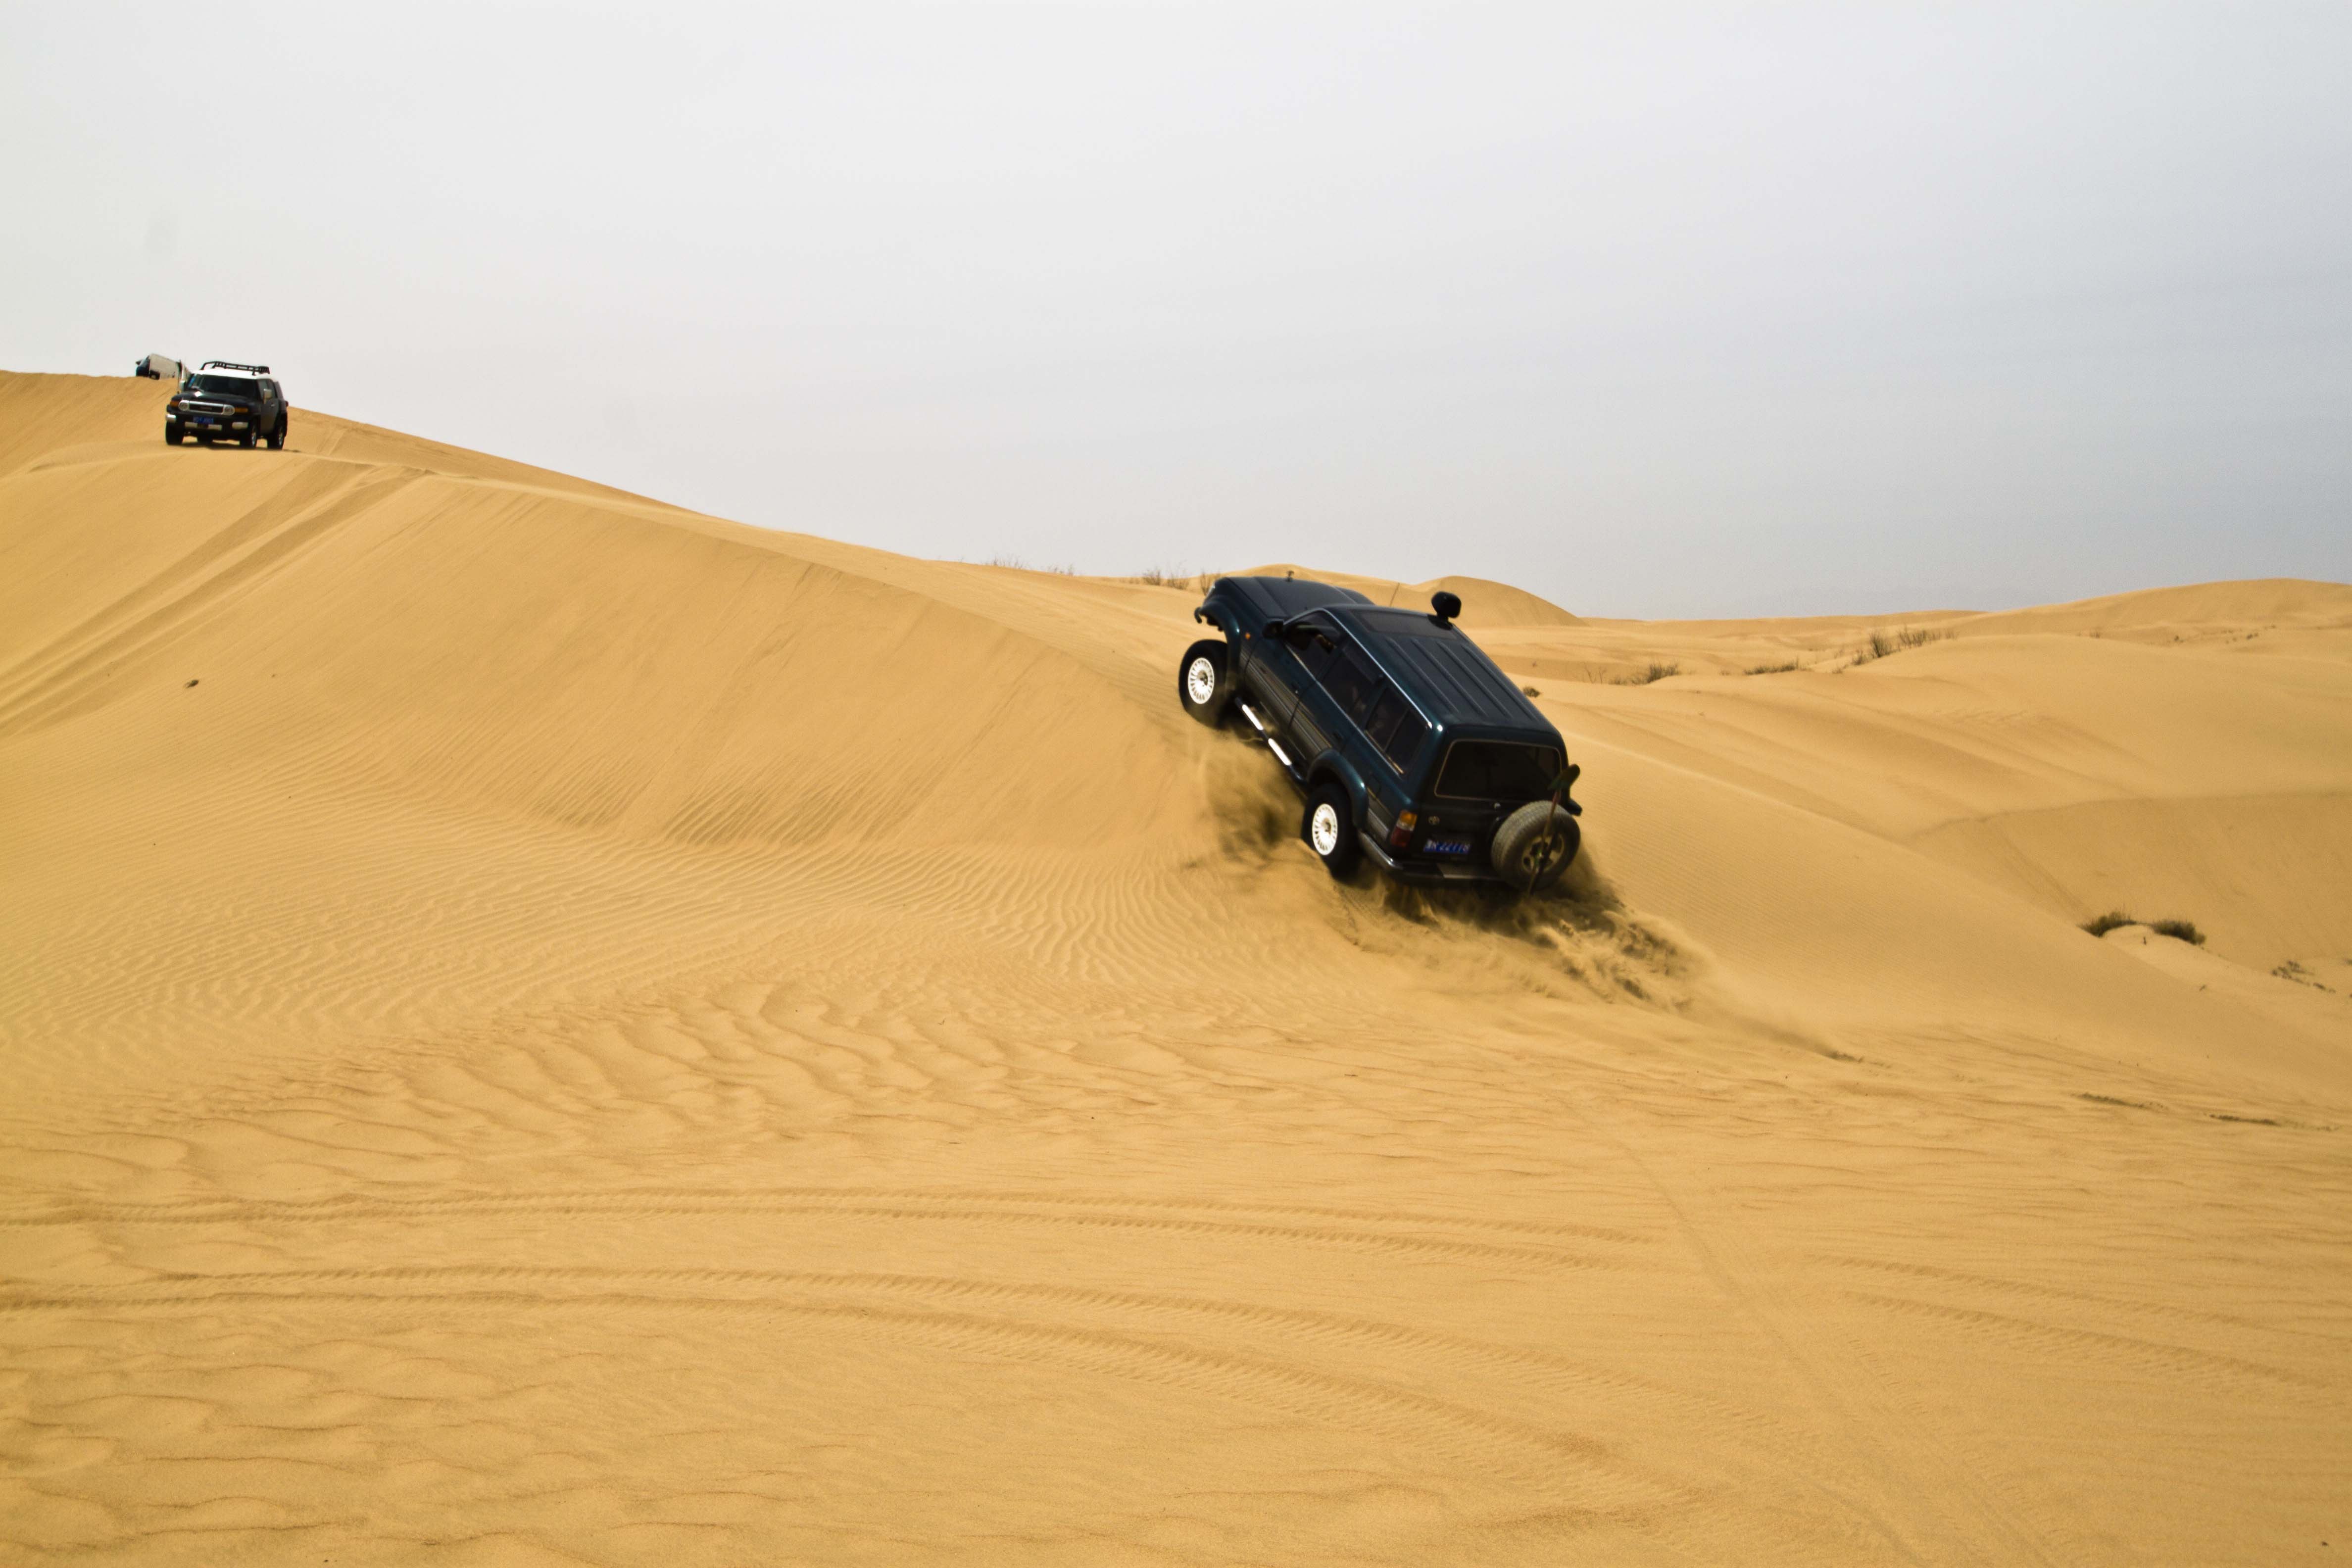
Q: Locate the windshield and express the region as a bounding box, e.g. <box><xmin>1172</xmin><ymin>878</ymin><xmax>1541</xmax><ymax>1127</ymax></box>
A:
<box><xmin>189</xmin><ymin>375</ymin><xmax>261</xmax><ymax>398</ymax></box>
<box><xmin>1433</xmin><ymin>740</ymin><xmax>1562</xmax><ymax>801</ymax></box>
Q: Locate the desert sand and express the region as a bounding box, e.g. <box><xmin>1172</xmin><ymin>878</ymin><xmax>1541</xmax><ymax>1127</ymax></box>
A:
<box><xmin>2</xmin><ymin>368</ymin><xmax>2348</xmax><ymax>1565</ymax></box>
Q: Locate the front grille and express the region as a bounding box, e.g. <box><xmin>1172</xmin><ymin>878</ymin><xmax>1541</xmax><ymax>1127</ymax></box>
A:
<box><xmin>182</xmin><ymin>401</ymin><xmax>234</xmax><ymax>414</ymax></box>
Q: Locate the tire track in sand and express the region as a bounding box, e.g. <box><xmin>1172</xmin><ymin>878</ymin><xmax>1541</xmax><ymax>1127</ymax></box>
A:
<box><xmin>0</xmin><ymin>1282</ymin><xmax>1680</xmax><ymax>1509</ymax></box>
<box><xmin>1844</xmin><ymin>1290</ymin><xmax>2338</xmax><ymax>1398</ymax></box>
<box><xmin>11</xmin><ymin>1261</ymin><xmax>1795</xmax><ymax>1443</ymax></box>
<box><xmin>0</xmin><ymin>1190</ymin><xmax>1621</xmax><ymax>1271</ymax></box>
<box><xmin>0</xmin><ymin>1185</ymin><xmax>1647</xmax><ymax>1246</ymax></box>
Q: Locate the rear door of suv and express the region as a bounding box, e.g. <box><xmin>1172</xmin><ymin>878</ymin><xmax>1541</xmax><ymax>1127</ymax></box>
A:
<box><xmin>1288</xmin><ymin>619</ymin><xmax>1428</xmax><ymax>822</ymax></box>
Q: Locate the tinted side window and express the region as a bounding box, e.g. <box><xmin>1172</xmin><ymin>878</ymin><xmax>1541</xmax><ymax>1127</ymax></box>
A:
<box><xmin>1361</xmin><ymin>685</ymin><xmax>1429</xmax><ymax>771</ymax></box>
<box><xmin>1285</xmin><ymin>624</ymin><xmax>1340</xmax><ymax>683</ymax></box>
<box><xmin>1320</xmin><ymin>644</ymin><xmax>1382</xmax><ymax>724</ymax></box>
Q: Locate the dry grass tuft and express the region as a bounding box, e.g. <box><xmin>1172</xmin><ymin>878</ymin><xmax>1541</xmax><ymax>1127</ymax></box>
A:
<box><xmin>2271</xmin><ymin>959</ymin><xmax>2335</xmax><ymax>991</ymax></box>
<box><xmin>982</xmin><ymin>555</ymin><xmax>1078</xmax><ymax>575</ymax></box>
<box><xmin>1850</xmin><ymin>625</ymin><xmax>1949</xmax><ymax>667</ymax></box>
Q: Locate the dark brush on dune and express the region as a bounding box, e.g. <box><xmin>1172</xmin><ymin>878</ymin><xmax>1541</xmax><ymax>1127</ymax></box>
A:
<box><xmin>2083</xmin><ymin>911</ymin><xmax>2207</xmax><ymax>945</ymax></box>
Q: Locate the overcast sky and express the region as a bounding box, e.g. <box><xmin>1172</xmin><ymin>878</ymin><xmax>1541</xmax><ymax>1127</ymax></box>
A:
<box><xmin>5</xmin><ymin>3</ymin><xmax>2346</xmax><ymax>616</ymax></box>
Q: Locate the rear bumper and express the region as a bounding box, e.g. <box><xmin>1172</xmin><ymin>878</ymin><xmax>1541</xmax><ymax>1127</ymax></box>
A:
<box><xmin>1358</xmin><ymin>831</ymin><xmax>1505</xmax><ymax>884</ymax></box>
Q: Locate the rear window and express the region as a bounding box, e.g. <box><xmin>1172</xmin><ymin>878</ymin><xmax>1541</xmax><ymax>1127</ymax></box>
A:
<box><xmin>1434</xmin><ymin>740</ymin><xmax>1562</xmax><ymax>801</ymax></box>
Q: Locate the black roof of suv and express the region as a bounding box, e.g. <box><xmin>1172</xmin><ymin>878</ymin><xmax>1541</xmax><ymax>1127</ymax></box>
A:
<box><xmin>1179</xmin><ymin>575</ymin><xmax>1582</xmax><ymax>891</ymax></box>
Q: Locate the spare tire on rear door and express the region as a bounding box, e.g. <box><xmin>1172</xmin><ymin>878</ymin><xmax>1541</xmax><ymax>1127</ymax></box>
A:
<box><xmin>1491</xmin><ymin>801</ymin><xmax>1579</xmax><ymax>892</ymax></box>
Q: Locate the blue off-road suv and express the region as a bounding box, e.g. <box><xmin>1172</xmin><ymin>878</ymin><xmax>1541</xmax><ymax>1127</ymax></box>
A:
<box><xmin>1180</xmin><ymin>575</ymin><xmax>1582</xmax><ymax>891</ymax></box>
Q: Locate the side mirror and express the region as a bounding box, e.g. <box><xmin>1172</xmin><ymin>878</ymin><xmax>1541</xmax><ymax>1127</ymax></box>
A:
<box><xmin>1430</xmin><ymin>590</ymin><xmax>1462</xmax><ymax>623</ymax></box>
<box><xmin>1264</xmin><ymin>619</ymin><xmax>1286</xmax><ymax>638</ymax></box>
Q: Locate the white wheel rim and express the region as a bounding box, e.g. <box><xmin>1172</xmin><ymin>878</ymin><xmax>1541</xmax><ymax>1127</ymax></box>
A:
<box><xmin>1310</xmin><ymin>802</ymin><xmax>1342</xmax><ymax>856</ymax></box>
<box><xmin>1186</xmin><ymin>657</ymin><xmax>1218</xmax><ymax>705</ymax></box>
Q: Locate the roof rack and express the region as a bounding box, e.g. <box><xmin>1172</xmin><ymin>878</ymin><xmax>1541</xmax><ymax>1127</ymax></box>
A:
<box><xmin>200</xmin><ymin>360</ymin><xmax>271</xmax><ymax>374</ymax></box>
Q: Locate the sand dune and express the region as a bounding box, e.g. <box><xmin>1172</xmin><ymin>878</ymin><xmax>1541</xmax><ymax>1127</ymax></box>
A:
<box><xmin>1245</xmin><ymin>562</ymin><xmax>1580</xmax><ymax>626</ymax></box>
<box><xmin>2</xmin><ymin>370</ymin><xmax>2347</xmax><ymax>1566</ymax></box>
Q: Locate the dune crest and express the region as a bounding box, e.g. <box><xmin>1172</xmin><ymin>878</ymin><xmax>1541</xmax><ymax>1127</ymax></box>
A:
<box><xmin>1243</xmin><ymin>561</ymin><xmax>1580</xmax><ymax>625</ymax></box>
<box><xmin>2</xmin><ymin>370</ymin><xmax>2347</xmax><ymax>1566</ymax></box>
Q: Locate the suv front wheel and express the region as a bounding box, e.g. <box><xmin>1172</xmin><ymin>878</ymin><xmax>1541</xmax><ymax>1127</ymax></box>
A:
<box><xmin>1177</xmin><ymin>638</ymin><xmax>1233</xmax><ymax>726</ymax></box>
<box><xmin>1303</xmin><ymin>783</ymin><xmax>1361</xmax><ymax>879</ymax></box>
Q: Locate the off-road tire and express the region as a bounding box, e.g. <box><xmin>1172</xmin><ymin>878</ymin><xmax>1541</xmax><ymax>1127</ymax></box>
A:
<box><xmin>1492</xmin><ymin>801</ymin><xmax>1579</xmax><ymax>893</ymax></box>
<box><xmin>239</xmin><ymin>425</ymin><xmax>257</xmax><ymax>448</ymax></box>
<box><xmin>1178</xmin><ymin>638</ymin><xmax>1234</xmax><ymax>726</ymax></box>
<box><xmin>270</xmin><ymin>418</ymin><xmax>287</xmax><ymax>450</ymax></box>
<box><xmin>1303</xmin><ymin>782</ymin><xmax>1361</xmax><ymax>879</ymax></box>
<box><xmin>163</xmin><ymin>426</ymin><xmax>179</xmax><ymax>445</ymax></box>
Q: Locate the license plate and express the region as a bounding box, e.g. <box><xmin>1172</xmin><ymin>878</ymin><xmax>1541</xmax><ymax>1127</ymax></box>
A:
<box><xmin>1425</xmin><ymin>836</ymin><xmax>1472</xmax><ymax>856</ymax></box>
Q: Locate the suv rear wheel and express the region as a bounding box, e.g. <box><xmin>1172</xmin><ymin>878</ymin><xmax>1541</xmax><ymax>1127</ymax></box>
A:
<box><xmin>1492</xmin><ymin>801</ymin><xmax>1579</xmax><ymax>892</ymax></box>
<box><xmin>1303</xmin><ymin>782</ymin><xmax>1361</xmax><ymax>878</ymax></box>
<box><xmin>1177</xmin><ymin>638</ymin><xmax>1233</xmax><ymax>726</ymax></box>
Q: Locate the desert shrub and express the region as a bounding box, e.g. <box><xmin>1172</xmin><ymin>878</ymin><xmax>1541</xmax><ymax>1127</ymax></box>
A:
<box><xmin>1616</xmin><ymin>661</ymin><xmax>1680</xmax><ymax>685</ymax></box>
<box><xmin>2081</xmin><ymin>911</ymin><xmax>2206</xmax><ymax>945</ymax></box>
<box><xmin>1852</xmin><ymin>626</ymin><xmax>1948</xmax><ymax>666</ymax></box>
<box><xmin>1745</xmin><ymin>661</ymin><xmax>1800</xmax><ymax>675</ymax></box>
